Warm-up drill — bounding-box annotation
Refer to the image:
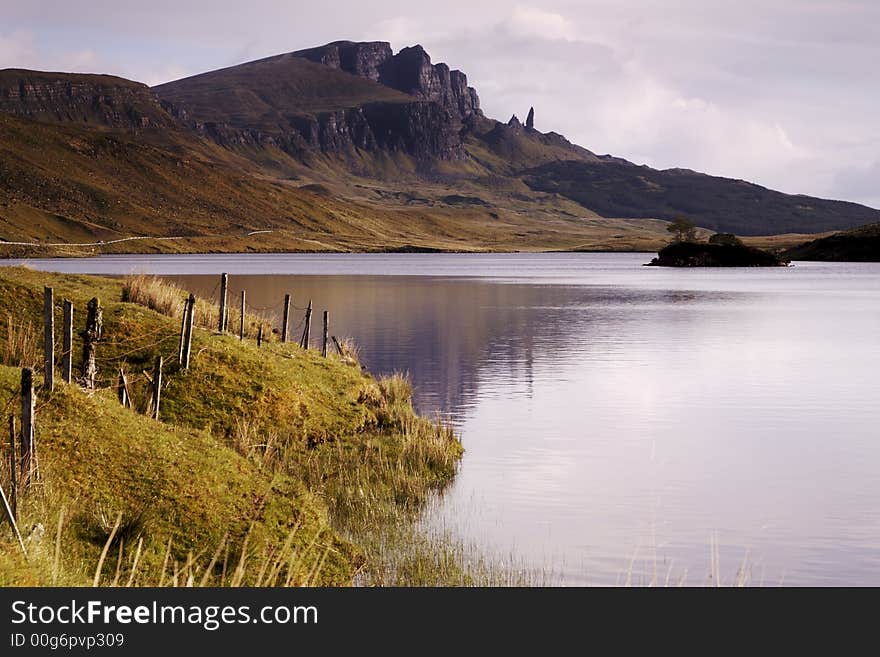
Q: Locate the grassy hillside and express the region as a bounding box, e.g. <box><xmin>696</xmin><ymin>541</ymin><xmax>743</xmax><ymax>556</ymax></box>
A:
<box><xmin>783</xmin><ymin>222</ymin><xmax>880</xmax><ymax>261</ymax></box>
<box><xmin>0</xmin><ymin>266</ymin><xmax>468</xmax><ymax>586</ymax></box>
<box><xmin>522</xmin><ymin>160</ymin><xmax>880</xmax><ymax>236</ymax></box>
<box><xmin>154</xmin><ymin>54</ymin><xmax>413</xmax><ymax>126</ymax></box>
<box><xmin>0</xmin><ymin>111</ymin><xmax>681</xmax><ymax>255</ymax></box>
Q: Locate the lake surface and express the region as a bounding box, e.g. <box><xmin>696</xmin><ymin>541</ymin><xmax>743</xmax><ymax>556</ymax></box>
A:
<box><xmin>8</xmin><ymin>253</ymin><xmax>880</xmax><ymax>585</ymax></box>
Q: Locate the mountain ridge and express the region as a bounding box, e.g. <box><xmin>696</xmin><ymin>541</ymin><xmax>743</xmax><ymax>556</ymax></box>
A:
<box><xmin>1</xmin><ymin>40</ymin><xmax>879</xmax><ymax>251</ymax></box>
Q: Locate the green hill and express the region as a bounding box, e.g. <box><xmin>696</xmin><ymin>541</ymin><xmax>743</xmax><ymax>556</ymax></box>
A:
<box><xmin>0</xmin><ymin>267</ymin><xmax>462</xmax><ymax>585</ymax></box>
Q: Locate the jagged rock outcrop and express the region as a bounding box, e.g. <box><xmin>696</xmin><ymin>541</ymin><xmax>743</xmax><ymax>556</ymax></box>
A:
<box><xmin>0</xmin><ymin>70</ymin><xmax>176</xmax><ymax>130</ymax></box>
<box><xmin>292</xmin><ymin>42</ymin><xmax>481</xmax><ymax>122</ymax></box>
<box><xmin>526</xmin><ymin>107</ymin><xmax>534</xmax><ymax>129</ymax></box>
<box><xmin>376</xmin><ymin>45</ymin><xmax>480</xmax><ymax>121</ymax></box>
<box><xmin>293</xmin><ymin>40</ymin><xmax>393</xmax><ymax>81</ymax></box>
<box><xmin>507</xmin><ymin>114</ymin><xmax>523</xmax><ymax>130</ymax></box>
<box><xmin>155</xmin><ymin>43</ymin><xmax>474</xmax><ymax>161</ymax></box>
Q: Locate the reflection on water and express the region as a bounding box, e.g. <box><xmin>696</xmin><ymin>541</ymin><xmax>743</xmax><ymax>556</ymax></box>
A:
<box><xmin>10</xmin><ymin>253</ymin><xmax>880</xmax><ymax>585</ymax></box>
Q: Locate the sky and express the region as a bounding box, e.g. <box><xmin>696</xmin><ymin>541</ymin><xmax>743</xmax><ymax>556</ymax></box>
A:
<box><xmin>2</xmin><ymin>0</ymin><xmax>878</xmax><ymax>207</ymax></box>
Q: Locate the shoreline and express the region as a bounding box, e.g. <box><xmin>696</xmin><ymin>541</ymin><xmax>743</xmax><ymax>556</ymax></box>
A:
<box><xmin>0</xmin><ymin>267</ymin><xmax>481</xmax><ymax>586</ymax></box>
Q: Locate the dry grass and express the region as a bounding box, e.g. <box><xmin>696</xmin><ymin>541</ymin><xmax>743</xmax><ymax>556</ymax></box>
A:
<box><xmin>1</xmin><ymin>313</ymin><xmax>39</xmax><ymax>369</ymax></box>
<box><xmin>10</xmin><ymin>497</ymin><xmax>337</xmax><ymax>587</ymax></box>
<box><xmin>231</xmin><ymin>418</ymin><xmax>283</xmax><ymax>470</ymax></box>
<box><xmin>121</xmin><ymin>274</ymin><xmax>180</xmax><ymax>317</ymax></box>
<box><xmin>334</xmin><ymin>337</ymin><xmax>361</xmax><ymax>367</ymax></box>
<box><xmin>122</xmin><ymin>274</ymin><xmax>272</xmax><ymax>340</ymax></box>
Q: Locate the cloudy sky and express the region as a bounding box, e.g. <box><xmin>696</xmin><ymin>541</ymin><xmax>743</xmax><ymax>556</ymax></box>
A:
<box><xmin>2</xmin><ymin>1</ymin><xmax>878</xmax><ymax>207</ymax></box>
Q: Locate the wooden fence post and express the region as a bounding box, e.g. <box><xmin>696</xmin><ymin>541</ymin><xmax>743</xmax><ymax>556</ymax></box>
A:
<box><xmin>182</xmin><ymin>293</ymin><xmax>195</xmax><ymax>370</ymax></box>
<box><xmin>117</xmin><ymin>368</ymin><xmax>131</xmax><ymax>408</ymax></box>
<box><xmin>151</xmin><ymin>356</ymin><xmax>163</xmax><ymax>420</ymax></box>
<box><xmin>300</xmin><ymin>300</ymin><xmax>312</xmax><ymax>349</ymax></box>
<box><xmin>62</xmin><ymin>299</ymin><xmax>73</xmax><ymax>384</ymax></box>
<box><xmin>43</xmin><ymin>286</ymin><xmax>54</xmax><ymax>392</ymax></box>
<box><xmin>218</xmin><ymin>273</ymin><xmax>228</xmax><ymax>333</ymax></box>
<box><xmin>80</xmin><ymin>297</ymin><xmax>102</xmax><ymax>389</ymax></box>
<box><xmin>178</xmin><ymin>297</ymin><xmax>189</xmax><ymax>364</ymax></box>
<box><xmin>0</xmin><ymin>480</ymin><xmax>26</xmax><ymax>558</ymax></box>
<box><xmin>322</xmin><ymin>311</ymin><xmax>329</xmax><ymax>357</ymax></box>
<box><xmin>281</xmin><ymin>294</ymin><xmax>291</xmax><ymax>343</ymax></box>
<box><xmin>8</xmin><ymin>415</ymin><xmax>16</xmax><ymax>521</ymax></box>
<box><xmin>239</xmin><ymin>290</ymin><xmax>246</xmax><ymax>341</ymax></box>
<box><xmin>20</xmin><ymin>368</ymin><xmax>35</xmax><ymax>485</ymax></box>
<box><xmin>257</xmin><ymin>324</ymin><xmax>263</xmax><ymax>348</ymax></box>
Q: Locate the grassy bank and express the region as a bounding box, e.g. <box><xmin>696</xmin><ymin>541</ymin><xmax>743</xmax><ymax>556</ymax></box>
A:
<box><xmin>0</xmin><ymin>266</ymin><xmax>486</xmax><ymax>586</ymax></box>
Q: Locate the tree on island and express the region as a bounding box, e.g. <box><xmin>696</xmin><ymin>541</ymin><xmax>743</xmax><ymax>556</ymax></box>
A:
<box><xmin>666</xmin><ymin>215</ymin><xmax>698</xmax><ymax>242</ymax></box>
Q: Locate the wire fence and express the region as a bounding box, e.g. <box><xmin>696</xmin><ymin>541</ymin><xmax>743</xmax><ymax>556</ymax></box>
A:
<box><xmin>0</xmin><ymin>270</ymin><xmax>353</xmax><ymax>551</ymax></box>
<box><xmin>1</xmin><ymin>273</ymin><xmax>343</xmax><ymax>492</ymax></box>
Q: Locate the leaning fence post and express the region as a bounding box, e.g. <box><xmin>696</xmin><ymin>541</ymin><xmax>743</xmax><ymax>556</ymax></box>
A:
<box><xmin>20</xmin><ymin>368</ymin><xmax>35</xmax><ymax>485</ymax></box>
<box><xmin>257</xmin><ymin>324</ymin><xmax>263</xmax><ymax>348</ymax></box>
<box><xmin>0</xmin><ymin>480</ymin><xmax>27</xmax><ymax>558</ymax></box>
<box><xmin>321</xmin><ymin>311</ymin><xmax>329</xmax><ymax>357</ymax></box>
<box><xmin>43</xmin><ymin>286</ymin><xmax>54</xmax><ymax>392</ymax></box>
<box><xmin>218</xmin><ymin>273</ymin><xmax>228</xmax><ymax>333</ymax></box>
<box><xmin>300</xmin><ymin>300</ymin><xmax>312</xmax><ymax>349</ymax></box>
<box><xmin>117</xmin><ymin>368</ymin><xmax>131</xmax><ymax>408</ymax></box>
<box><xmin>239</xmin><ymin>290</ymin><xmax>246</xmax><ymax>341</ymax></box>
<box><xmin>151</xmin><ymin>356</ymin><xmax>163</xmax><ymax>420</ymax></box>
<box><xmin>80</xmin><ymin>297</ymin><xmax>102</xmax><ymax>389</ymax></box>
<box><xmin>182</xmin><ymin>294</ymin><xmax>195</xmax><ymax>370</ymax></box>
<box><xmin>281</xmin><ymin>294</ymin><xmax>291</xmax><ymax>343</ymax></box>
<box><xmin>8</xmin><ymin>415</ymin><xmax>17</xmax><ymax>521</ymax></box>
<box><xmin>62</xmin><ymin>299</ymin><xmax>73</xmax><ymax>384</ymax></box>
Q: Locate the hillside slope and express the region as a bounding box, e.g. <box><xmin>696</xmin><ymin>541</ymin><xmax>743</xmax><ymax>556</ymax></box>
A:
<box><xmin>522</xmin><ymin>160</ymin><xmax>880</xmax><ymax>235</ymax></box>
<box><xmin>0</xmin><ymin>109</ymin><xmax>678</xmax><ymax>255</ymax></box>
<box><xmin>783</xmin><ymin>223</ymin><xmax>880</xmax><ymax>261</ymax></box>
<box><xmin>0</xmin><ymin>267</ymin><xmax>462</xmax><ymax>585</ymax></box>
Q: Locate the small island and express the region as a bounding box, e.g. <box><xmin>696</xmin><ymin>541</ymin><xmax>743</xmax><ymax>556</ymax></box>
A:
<box><xmin>648</xmin><ymin>241</ymin><xmax>790</xmax><ymax>267</ymax></box>
<box><xmin>647</xmin><ymin>218</ymin><xmax>790</xmax><ymax>267</ymax></box>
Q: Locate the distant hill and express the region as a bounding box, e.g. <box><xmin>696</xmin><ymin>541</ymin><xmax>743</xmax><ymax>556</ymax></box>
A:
<box><xmin>522</xmin><ymin>160</ymin><xmax>880</xmax><ymax>235</ymax></box>
<box><xmin>1</xmin><ymin>40</ymin><xmax>879</xmax><ymax>253</ymax></box>
<box><xmin>783</xmin><ymin>223</ymin><xmax>880</xmax><ymax>261</ymax></box>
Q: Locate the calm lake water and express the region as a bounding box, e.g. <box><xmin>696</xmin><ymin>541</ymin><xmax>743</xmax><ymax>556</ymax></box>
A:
<box><xmin>9</xmin><ymin>253</ymin><xmax>880</xmax><ymax>585</ymax></box>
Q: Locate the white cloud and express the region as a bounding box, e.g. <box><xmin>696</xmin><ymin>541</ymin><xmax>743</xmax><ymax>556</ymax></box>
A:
<box><xmin>505</xmin><ymin>7</ymin><xmax>577</xmax><ymax>42</ymax></box>
<box><xmin>65</xmin><ymin>49</ymin><xmax>98</xmax><ymax>71</ymax></box>
<box><xmin>831</xmin><ymin>160</ymin><xmax>880</xmax><ymax>208</ymax></box>
<box><xmin>407</xmin><ymin>5</ymin><xmax>875</xmax><ymax>202</ymax></box>
<box><xmin>141</xmin><ymin>65</ymin><xmax>191</xmax><ymax>87</ymax></box>
<box><xmin>0</xmin><ymin>30</ymin><xmax>38</xmax><ymax>69</ymax></box>
<box><xmin>372</xmin><ymin>17</ymin><xmax>423</xmax><ymax>48</ymax></box>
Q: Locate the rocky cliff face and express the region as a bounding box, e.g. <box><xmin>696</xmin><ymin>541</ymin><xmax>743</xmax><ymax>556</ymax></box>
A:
<box><xmin>0</xmin><ymin>70</ymin><xmax>175</xmax><ymax>130</ymax></box>
<box><xmin>293</xmin><ymin>41</ymin><xmax>481</xmax><ymax>122</ymax></box>
<box><xmin>294</xmin><ymin>41</ymin><xmax>393</xmax><ymax>82</ymax></box>
<box><xmin>377</xmin><ymin>45</ymin><xmax>481</xmax><ymax>120</ymax></box>
<box><xmin>167</xmin><ymin>100</ymin><xmax>464</xmax><ymax>160</ymax></box>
